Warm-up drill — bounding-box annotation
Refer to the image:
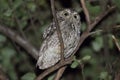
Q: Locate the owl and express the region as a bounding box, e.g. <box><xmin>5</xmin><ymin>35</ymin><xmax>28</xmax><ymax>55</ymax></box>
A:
<box><xmin>37</xmin><ymin>9</ymin><xmax>81</xmax><ymax>69</ymax></box>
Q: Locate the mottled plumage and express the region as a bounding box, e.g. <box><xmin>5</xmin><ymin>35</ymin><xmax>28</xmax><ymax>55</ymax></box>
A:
<box><xmin>37</xmin><ymin>9</ymin><xmax>81</xmax><ymax>69</ymax></box>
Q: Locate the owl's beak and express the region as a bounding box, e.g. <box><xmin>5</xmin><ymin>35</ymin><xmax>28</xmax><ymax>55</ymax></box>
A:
<box><xmin>69</xmin><ymin>17</ymin><xmax>75</xmax><ymax>23</ymax></box>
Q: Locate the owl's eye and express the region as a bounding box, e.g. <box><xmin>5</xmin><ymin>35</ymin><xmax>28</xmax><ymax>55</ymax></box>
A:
<box><xmin>63</xmin><ymin>12</ymin><xmax>69</xmax><ymax>16</ymax></box>
<box><xmin>74</xmin><ymin>15</ymin><xmax>78</xmax><ymax>19</ymax></box>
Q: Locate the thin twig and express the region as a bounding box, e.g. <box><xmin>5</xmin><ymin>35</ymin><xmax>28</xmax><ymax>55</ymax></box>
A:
<box><xmin>0</xmin><ymin>66</ymin><xmax>9</xmax><ymax>80</ymax></box>
<box><xmin>50</xmin><ymin>0</ymin><xmax>64</xmax><ymax>61</ymax></box>
<box><xmin>112</xmin><ymin>35</ymin><xmax>120</xmax><ymax>52</ymax></box>
<box><xmin>89</xmin><ymin>6</ymin><xmax>115</xmax><ymax>31</ymax></box>
<box><xmin>103</xmin><ymin>33</ymin><xmax>112</xmax><ymax>74</ymax></box>
<box><xmin>88</xmin><ymin>30</ymin><xmax>103</xmax><ymax>36</ymax></box>
<box><xmin>80</xmin><ymin>64</ymin><xmax>85</xmax><ymax>80</ymax></box>
<box><xmin>54</xmin><ymin>66</ymin><xmax>67</xmax><ymax>80</ymax></box>
<box><xmin>14</xmin><ymin>16</ymin><xmax>27</xmax><ymax>39</ymax></box>
<box><xmin>35</xmin><ymin>57</ymin><xmax>73</xmax><ymax>80</ymax></box>
<box><xmin>80</xmin><ymin>0</ymin><xmax>91</xmax><ymax>25</ymax></box>
<box><xmin>89</xmin><ymin>25</ymin><xmax>120</xmax><ymax>36</ymax></box>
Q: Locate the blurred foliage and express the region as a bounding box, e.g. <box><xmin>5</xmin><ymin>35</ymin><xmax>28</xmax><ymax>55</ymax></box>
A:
<box><xmin>47</xmin><ymin>74</ymin><xmax>55</xmax><ymax>80</ymax></box>
<box><xmin>0</xmin><ymin>0</ymin><xmax>120</xmax><ymax>80</ymax></box>
<box><xmin>21</xmin><ymin>72</ymin><xmax>36</xmax><ymax>80</ymax></box>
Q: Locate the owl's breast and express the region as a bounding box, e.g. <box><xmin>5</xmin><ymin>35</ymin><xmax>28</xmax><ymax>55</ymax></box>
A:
<box><xmin>62</xmin><ymin>29</ymin><xmax>79</xmax><ymax>47</ymax></box>
<box><xmin>60</xmin><ymin>23</ymin><xmax>80</xmax><ymax>58</ymax></box>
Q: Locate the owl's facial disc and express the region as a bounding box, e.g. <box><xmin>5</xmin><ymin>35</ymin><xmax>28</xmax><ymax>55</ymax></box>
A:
<box><xmin>60</xmin><ymin>9</ymin><xmax>80</xmax><ymax>21</ymax></box>
<box><xmin>56</xmin><ymin>9</ymin><xmax>80</xmax><ymax>24</ymax></box>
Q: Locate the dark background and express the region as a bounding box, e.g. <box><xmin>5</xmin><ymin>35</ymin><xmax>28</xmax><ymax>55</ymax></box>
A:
<box><xmin>0</xmin><ymin>0</ymin><xmax>120</xmax><ymax>80</ymax></box>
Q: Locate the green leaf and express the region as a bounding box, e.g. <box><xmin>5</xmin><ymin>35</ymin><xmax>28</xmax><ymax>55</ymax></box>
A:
<box><xmin>13</xmin><ymin>0</ymin><xmax>23</xmax><ymax>10</ymax></box>
<box><xmin>47</xmin><ymin>74</ymin><xmax>55</xmax><ymax>80</ymax></box>
<box><xmin>0</xmin><ymin>35</ymin><xmax>6</xmax><ymax>47</ymax></box>
<box><xmin>21</xmin><ymin>19</ymin><xmax>27</xmax><ymax>29</ymax></box>
<box><xmin>82</xmin><ymin>55</ymin><xmax>91</xmax><ymax>61</ymax></box>
<box><xmin>108</xmin><ymin>35</ymin><xmax>114</xmax><ymax>49</ymax></box>
<box><xmin>81</xmin><ymin>23</ymin><xmax>87</xmax><ymax>32</ymax></box>
<box><xmin>1</xmin><ymin>48</ymin><xmax>15</xmax><ymax>67</ymax></box>
<box><xmin>89</xmin><ymin>58</ymin><xmax>98</xmax><ymax>66</ymax></box>
<box><xmin>1</xmin><ymin>48</ymin><xmax>16</xmax><ymax>59</ymax></box>
<box><xmin>21</xmin><ymin>73</ymin><xmax>36</xmax><ymax>80</ymax></box>
<box><xmin>116</xmin><ymin>13</ymin><xmax>120</xmax><ymax>23</ymax></box>
<box><xmin>81</xmin><ymin>47</ymin><xmax>93</xmax><ymax>56</ymax></box>
<box><xmin>39</xmin><ymin>0</ymin><xmax>46</xmax><ymax>6</ymax></box>
<box><xmin>71</xmin><ymin>60</ymin><xmax>79</xmax><ymax>68</ymax></box>
<box><xmin>0</xmin><ymin>35</ymin><xmax>6</xmax><ymax>42</ymax></box>
<box><xmin>99</xmin><ymin>71</ymin><xmax>108</xmax><ymax>79</ymax></box>
<box><xmin>27</xmin><ymin>2</ymin><xmax>36</xmax><ymax>12</ymax></box>
<box><xmin>4</xmin><ymin>9</ymin><xmax>12</xmax><ymax>17</ymax></box>
<box><xmin>92</xmin><ymin>37</ymin><xmax>103</xmax><ymax>51</ymax></box>
<box><xmin>113</xmin><ymin>0</ymin><xmax>120</xmax><ymax>11</ymax></box>
<box><xmin>0</xmin><ymin>47</ymin><xmax>17</xmax><ymax>80</ymax></box>
<box><xmin>86</xmin><ymin>1</ymin><xmax>101</xmax><ymax>17</ymax></box>
<box><xmin>0</xmin><ymin>0</ymin><xmax>9</xmax><ymax>11</ymax></box>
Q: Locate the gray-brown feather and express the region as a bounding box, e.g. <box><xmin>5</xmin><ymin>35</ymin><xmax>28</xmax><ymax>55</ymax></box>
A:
<box><xmin>37</xmin><ymin>9</ymin><xmax>81</xmax><ymax>69</ymax></box>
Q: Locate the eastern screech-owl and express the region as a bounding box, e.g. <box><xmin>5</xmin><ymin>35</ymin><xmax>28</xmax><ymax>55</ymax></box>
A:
<box><xmin>37</xmin><ymin>9</ymin><xmax>81</xmax><ymax>69</ymax></box>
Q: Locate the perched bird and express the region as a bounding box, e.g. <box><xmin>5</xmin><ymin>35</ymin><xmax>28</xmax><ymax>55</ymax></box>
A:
<box><xmin>37</xmin><ymin>9</ymin><xmax>81</xmax><ymax>69</ymax></box>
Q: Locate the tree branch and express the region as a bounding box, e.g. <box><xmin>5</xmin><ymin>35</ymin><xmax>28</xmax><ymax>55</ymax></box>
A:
<box><xmin>71</xmin><ymin>6</ymin><xmax>116</xmax><ymax>57</ymax></box>
<box><xmin>80</xmin><ymin>0</ymin><xmax>91</xmax><ymax>25</ymax></box>
<box><xmin>50</xmin><ymin>0</ymin><xmax>64</xmax><ymax>61</ymax></box>
<box><xmin>0</xmin><ymin>25</ymin><xmax>38</xmax><ymax>59</ymax></box>
<box><xmin>54</xmin><ymin>66</ymin><xmax>67</xmax><ymax>80</ymax></box>
<box><xmin>50</xmin><ymin>0</ymin><xmax>65</xmax><ymax>80</ymax></box>
<box><xmin>112</xmin><ymin>35</ymin><xmax>120</xmax><ymax>52</ymax></box>
<box><xmin>0</xmin><ymin>66</ymin><xmax>9</xmax><ymax>80</ymax></box>
<box><xmin>35</xmin><ymin>57</ymin><xmax>73</xmax><ymax>80</ymax></box>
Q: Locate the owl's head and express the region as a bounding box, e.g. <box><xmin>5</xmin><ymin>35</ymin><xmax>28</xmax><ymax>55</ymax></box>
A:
<box><xmin>56</xmin><ymin>9</ymin><xmax>80</xmax><ymax>23</ymax></box>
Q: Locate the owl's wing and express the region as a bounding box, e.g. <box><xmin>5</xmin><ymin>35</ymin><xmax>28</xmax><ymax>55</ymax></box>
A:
<box><xmin>37</xmin><ymin>30</ymin><xmax>61</xmax><ymax>69</ymax></box>
<box><xmin>43</xmin><ymin>22</ymin><xmax>56</xmax><ymax>39</ymax></box>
